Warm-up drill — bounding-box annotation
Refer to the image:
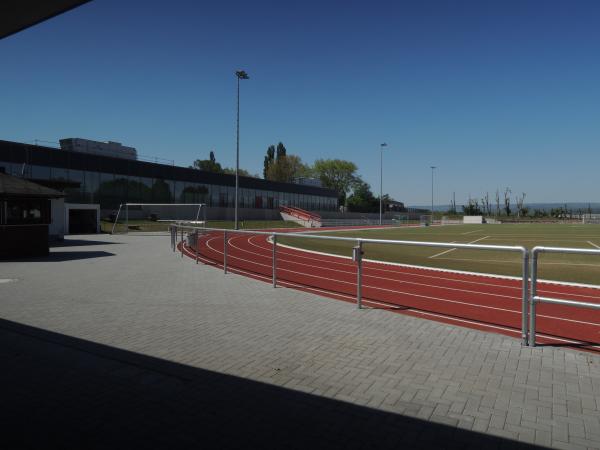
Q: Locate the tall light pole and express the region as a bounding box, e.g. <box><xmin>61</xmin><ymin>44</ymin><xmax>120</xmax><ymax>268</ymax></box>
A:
<box><xmin>379</xmin><ymin>143</ymin><xmax>388</xmax><ymax>225</ymax></box>
<box><xmin>430</xmin><ymin>166</ymin><xmax>437</xmax><ymax>222</ymax></box>
<box><xmin>235</xmin><ymin>70</ymin><xmax>249</xmax><ymax>230</ymax></box>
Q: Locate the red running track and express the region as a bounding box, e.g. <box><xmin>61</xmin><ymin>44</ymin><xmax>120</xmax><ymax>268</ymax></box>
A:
<box><xmin>179</xmin><ymin>229</ymin><xmax>600</xmax><ymax>351</ymax></box>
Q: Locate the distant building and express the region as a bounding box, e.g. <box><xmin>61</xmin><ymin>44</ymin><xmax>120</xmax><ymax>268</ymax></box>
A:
<box><xmin>59</xmin><ymin>138</ymin><xmax>137</xmax><ymax>160</ymax></box>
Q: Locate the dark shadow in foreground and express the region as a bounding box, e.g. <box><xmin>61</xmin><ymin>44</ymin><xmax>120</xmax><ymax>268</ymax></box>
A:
<box><xmin>2</xmin><ymin>250</ymin><xmax>115</xmax><ymax>262</ymax></box>
<box><xmin>51</xmin><ymin>239</ymin><xmax>123</xmax><ymax>247</ymax></box>
<box><xmin>0</xmin><ymin>318</ymin><xmax>544</xmax><ymax>450</ymax></box>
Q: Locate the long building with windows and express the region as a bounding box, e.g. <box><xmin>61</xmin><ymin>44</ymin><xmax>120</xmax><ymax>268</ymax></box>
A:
<box><xmin>0</xmin><ymin>140</ymin><xmax>338</xmax><ymax>219</ymax></box>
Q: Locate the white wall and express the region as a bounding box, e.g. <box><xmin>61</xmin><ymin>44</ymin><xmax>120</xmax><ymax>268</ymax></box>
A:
<box><xmin>463</xmin><ymin>215</ymin><xmax>483</xmax><ymax>224</ymax></box>
<box><xmin>49</xmin><ymin>198</ymin><xmax>65</xmax><ymax>239</ymax></box>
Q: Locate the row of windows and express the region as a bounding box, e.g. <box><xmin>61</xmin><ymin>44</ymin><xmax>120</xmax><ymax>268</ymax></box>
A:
<box><xmin>1</xmin><ymin>162</ymin><xmax>338</xmax><ymax>211</ymax></box>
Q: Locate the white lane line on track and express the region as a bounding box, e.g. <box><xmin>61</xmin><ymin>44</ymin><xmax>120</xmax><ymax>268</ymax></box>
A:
<box><xmin>588</xmin><ymin>241</ymin><xmax>600</xmax><ymax>250</ymax></box>
<box><xmin>429</xmin><ymin>236</ymin><xmax>489</xmax><ymax>259</ymax></box>
<box><xmin>461</xmin><ymin>229</ymin><xmax>483</xmax><ymax>235</ymax></box>
<box><xmin>212</xmin><ymin>234</ymin><xmax>600</xmax><ymax>328</ymax></box>
<box><xmin>182</xmin><ymin>241</ymin><xmax>600</xmax><ymax>349</ymax></box>
<box><xmin>259</xmin><ymin>235</ymin><xmax>600</xmax><ymax>300</ymax></box>
<box><xmin>271</xmin><ymin>238</ymin><xmax>600</xmax><ymax>297</ymax></box>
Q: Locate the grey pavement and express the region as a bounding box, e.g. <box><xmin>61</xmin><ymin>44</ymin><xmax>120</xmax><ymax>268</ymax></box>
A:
<box><xmin>1</xmin><ymin>234</ymin><xmax>600</xmax><ymax>449</ymax></box>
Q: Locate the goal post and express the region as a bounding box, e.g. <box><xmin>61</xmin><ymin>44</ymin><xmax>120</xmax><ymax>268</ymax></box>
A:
<box><xmin>419</xmin><ymin>214</ymin><xmax>433</xmax><ymax>226</ymax></box>
<box><xmin>111</xmin><ymin>203</ymin><xmax>206</xmax><ymax>234</ymax></box>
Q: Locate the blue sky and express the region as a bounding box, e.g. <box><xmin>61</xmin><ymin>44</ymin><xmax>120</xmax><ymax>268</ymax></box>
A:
<box><xmin>1</xmin><ymin>0</ymin><xmax>599</xmax><ymax>206</ymax></box>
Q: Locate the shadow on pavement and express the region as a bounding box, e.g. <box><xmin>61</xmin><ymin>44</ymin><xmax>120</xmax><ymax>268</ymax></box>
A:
<box><xmin>0</xmin><ymin>318</ymin><xmax>545</xmax><ymax>450</ymax></box>
<box><xmin>51</xmin><ymin>239</ymin><xmax>123</xmax><ymax>247</ymax></box>
<box><xmin>3</xmin><ymin>250</ymin><xmax>115</xmax><ymax>262</ymax></box>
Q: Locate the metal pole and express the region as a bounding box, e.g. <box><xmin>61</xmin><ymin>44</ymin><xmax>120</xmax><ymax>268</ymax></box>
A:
<box><xmin>180</xmin><ymin>227</ymin><xmax>183</xmax><ymax>257</ymax></box>
<box><xmin>357</xmin><ymin>240</ymin><xmax>363</xmax><ymax>309</ymax></box>
<box><xmin>521</xmin><ymin>250</ymin><xmax>529</xmax><ymax>346</ymax></box>
<box><xmin>272</xmin><ymin>234</ymin><xmax>277</xmax><ymax>288</ymax></box>
<box><xmin>235</xmin><ymin>76</ymin><xmax>240</xmax><ymax>230</ymax></box>
<box><xmin>172</xmin><ymin>227</ymin><xmax>175</xmax><ymax>251</ymax></box>
<box><xmin>430</xmin><ymin>166</ymin><xmax>436</xmax><ymax>222</ymax></box>
<box><xmin>529</xmin><ymin>251</ymin><xmax>538</xmax><ymax>347</ymax></box>
<box><xmin>125</xmin><ymin>203</ymin><xmax>129</xmax><ymax>234</ymax></box>
<box><xmin>195</xmin><ymin>232</ymin><xmax>199</xmax><ymax>264</ymax></box>
<box><xmin>379</xmin><ymin>147</ymin><xmax>382</xmax><ymax>225</ymax></box>
<box><xmin>223</xmin><ymin>230</ymin><xmax>228</xmax><ymax>274</ymax></box>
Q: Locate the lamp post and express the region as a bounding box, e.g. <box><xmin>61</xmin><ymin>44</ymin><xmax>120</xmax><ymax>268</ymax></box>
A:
<box><xmin>430</xmin><ymin>166</ymin><xmax>437</xmax><ymax>222</ymax></box>
<box><xmin>379</xmin><ymin>143</ymin><xmax>388</xmax><ymax>225</ymax></box>
<box><xmin>235</xmin><ymin>70</ymin><xmax>249</xmax><ymax>230</ymax></box>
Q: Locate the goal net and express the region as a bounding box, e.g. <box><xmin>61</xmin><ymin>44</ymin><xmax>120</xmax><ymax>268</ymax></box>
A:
<box><xmin>111</xmin><ymin>203</ymin><xmax>206</xmax><ymax>234</ymax></box>
<box><xmin>420</xmin><ymin>214</ymin><xmax>433</xmax><ymax>226</ymax></box>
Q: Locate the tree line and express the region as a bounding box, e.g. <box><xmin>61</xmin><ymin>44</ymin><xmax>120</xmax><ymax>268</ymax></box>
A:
<box><xmin>454</xmin><ymin>188</ymin><xmax>593</xmax><ymax>218</ymax></box>
<box><xmin>191</xmin><ymin>142</ymin><xmax>399</xmax><ymax>212</ymax></box>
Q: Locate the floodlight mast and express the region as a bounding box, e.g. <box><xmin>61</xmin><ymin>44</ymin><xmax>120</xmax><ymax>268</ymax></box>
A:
<box><xmin>430</xmin><ymin>166</ymin><xmax>437</xmax><ymax>221</ymax></box>
<box><xmin>379</xmin><ymin>143</ymin><xmax>388</xmax><ymax>225</ymax></box>
<box><xmin>235</xmin><ymin>70</ymin><xmax>249</xmax><ymax>230</ymax></box>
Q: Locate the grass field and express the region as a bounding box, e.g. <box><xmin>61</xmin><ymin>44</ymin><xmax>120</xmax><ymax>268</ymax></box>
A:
<box><xmin>101</xmin><ymin>219</ymin><xmax>298</xmax><ymax>233</ymax></box>
<box><xmin>278</xmin><ymin>224</ymin><xmax>600</xmax><ymax>285</ymax></box>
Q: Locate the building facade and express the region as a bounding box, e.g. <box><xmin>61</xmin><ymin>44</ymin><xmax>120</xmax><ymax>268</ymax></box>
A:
<box><xmin>0</xmin><ymin>140</ymin><xmax>338</xmax><ymax>215</ymax></box>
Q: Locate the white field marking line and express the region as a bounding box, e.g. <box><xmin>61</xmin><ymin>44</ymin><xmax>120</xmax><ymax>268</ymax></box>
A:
<box><xmin>588</xmin><ymin>241</ymin><xmax>600</xmax><ymax>250</ymax></box>
<box><xmin>228</xmin><ymin>235</ymin><xmax>600</xmax><ymax>328</ymax></box>
<box><xmin>270</xmin><ymin>236</ymin><xmax>600</xmax><ymax>298</ymax></box>
<box><xmin>244</xmin><ymin>235</ymin><xmax>521</xmax><ymax>301</ymax></box>
<box><xmin>461</xmin><ymin>229</ymin><xmax>483</xmax><ymax>235</ymax></box>
<box><xmin>428</xmin><ymin>236</ymin><xmax>489</xmax><ymax>259</ymax></box>
<box><xmin>0</xmin><ymin>279</ymin><xmax>17</xmax><ymax>284</ymax></box>
<box><xmin>183</xmin><ymin>243</ymin><xmax>600</xmax><ymax>347</ymax></box>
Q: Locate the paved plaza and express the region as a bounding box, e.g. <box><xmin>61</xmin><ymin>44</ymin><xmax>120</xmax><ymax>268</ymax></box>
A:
<box><xmin>1</xmin><ymin>234</ymin><xmax>600</xmax><ymax>449</ymax></box>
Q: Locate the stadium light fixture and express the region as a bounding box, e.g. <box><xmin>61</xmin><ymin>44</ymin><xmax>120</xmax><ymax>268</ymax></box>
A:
<box><xmin>380</xmin><ymin>143</ymin><xmax>388</xmax><ymax>225</ymax></box>
<box><xmin>235</xmin><ymin>70</ymin><xmax>249</xmax><ymax>230</ymax></box>
<box><xmin>431</xmin><ymin>166</ymin><xmax>437</xmax><ymax>220</ymax></box>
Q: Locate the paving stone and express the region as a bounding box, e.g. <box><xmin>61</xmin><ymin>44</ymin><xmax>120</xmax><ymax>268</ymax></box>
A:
<box><xmin>1</xmin><ymin>234</ymin><xmax>600</xmax><ymax>449</ymax></box>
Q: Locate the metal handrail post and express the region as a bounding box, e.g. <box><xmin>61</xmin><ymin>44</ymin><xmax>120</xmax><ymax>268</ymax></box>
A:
<box><xmin>529</xmin><ymin>250</ymin><xmax>539</xmax><ymax>347</ymax></box>
<box><xmin>180</xmin><ymin>227</ymin><xmax>184</xmax><ymax>257</ymax></box>
<box><xmin>195</xmin><ymin>231</ymin><xmax>199</xmax><ymax>264</ymax></box>
<box><xmin>521</xmin><ymin>249</ymin><xmax>529</xmax><ymax>346</ymax></box>
<box><xmin>357</xmin><ymin>240</ymin><xmax>363</xmax><ymax>309</ymax></box>
<box><xmin>272</xmin><ymin>234</ymin><xmax>277</xmax><ymax>287</ymax></box>
<box><xmin>223</xmin><ymin>230</ymin><xmax>228</xmax><ymax>274</ymax></box>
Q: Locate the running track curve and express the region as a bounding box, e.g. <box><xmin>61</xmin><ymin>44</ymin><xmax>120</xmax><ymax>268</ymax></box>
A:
<box><xmin>178</xmin><ymin>228</ymin><xmax>600</xmax><ymax>351</ymax></box>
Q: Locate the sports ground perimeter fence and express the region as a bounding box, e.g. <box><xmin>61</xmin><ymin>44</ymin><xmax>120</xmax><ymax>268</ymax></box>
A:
<box><xmin>169</xmin><ymin>224</ymin><xmax>600</xmax><ymax>349</ymax></box>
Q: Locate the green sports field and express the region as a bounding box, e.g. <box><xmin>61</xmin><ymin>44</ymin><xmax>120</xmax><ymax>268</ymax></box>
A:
<box><xmin>278</xmin><ymin>224</ymin><xmax>600</xmax><ymax>285</ymax></box>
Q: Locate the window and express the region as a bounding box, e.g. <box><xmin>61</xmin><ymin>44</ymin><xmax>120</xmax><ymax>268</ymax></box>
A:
<box><xmin>6</xmin><ymin>198</ymin><xmax>49</xmax><ymax>225</ymax></box>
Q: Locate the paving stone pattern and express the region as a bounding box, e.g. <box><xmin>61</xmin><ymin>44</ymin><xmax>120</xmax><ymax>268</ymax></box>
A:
<box><xmin>1</xmin><ymin>234</ymin><xmax>600</xmax><ymax>449</ymax></box>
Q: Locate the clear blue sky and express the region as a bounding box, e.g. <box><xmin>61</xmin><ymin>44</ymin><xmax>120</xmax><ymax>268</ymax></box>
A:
<box><xmin>1</xmin><ymin>0</ymin><xmax>599</xmax><ymax>206</ymax></box>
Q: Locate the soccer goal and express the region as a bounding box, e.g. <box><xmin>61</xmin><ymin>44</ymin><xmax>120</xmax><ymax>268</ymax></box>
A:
<box><xmin>111</xmin><ymin>203</ymin><xmax>206</xmax><ymax>234</ymax></box>
<box><xmin>420</xmin><ymin>214</ymin><xmax>433</xmax><ymax>226</ymax></box>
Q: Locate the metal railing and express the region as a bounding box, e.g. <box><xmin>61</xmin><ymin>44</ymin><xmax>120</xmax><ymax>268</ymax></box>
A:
<box><xmin>170</xmin><ymin>224</ymin><xmax>531</xmax><ymax>345</ymax></box>
<box><xmin>529</xmin><ymin>246</ymin><xmax>600</xmax><ymax>347</ymax></box>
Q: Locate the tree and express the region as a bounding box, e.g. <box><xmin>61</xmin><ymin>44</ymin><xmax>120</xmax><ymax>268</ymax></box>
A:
<box><xmin>222</xmin><ymin>167</ymin><xmax>258</xmax><ymax>178</ymax></box>
<box><xmin>265</xmin><ymin>154</ymin><xmax>308</xmax><ymax>182</ymax></box>
<box><xmin>346</xmin><ymin>178</ymin><xmax>378</xmax><ymax>212</ymax></box>
<box><xmin>503</xmin><ymin>187</ymin><xmax>511</xmax><ymax>216</ymax></box>
<box><xmin>515</xmin><ymin>192</ymin><xmax>527</xmax><ymax>217</ymax></box>
<box><xmin>263</xmin><ymin>145</ymin><xmax>275</xmax><ymax>178</ymax></box>
<box><xmin>462</xmin><ymin>199</ymin><xmax>482</xmax><ymax>215</ymax></box>
<box><xmin>192</xmin><ymin>151</ymin><xmax>223</xmax><ymax>173</ymax></box>
<box><xmin>495</xmin><ymin>189</ymin><xmax>500</xmax><ymax>217</ymax></box>
<box><xmin>313</xmin><ymin>159</ymin><xmax>358</xmax><ymax>206</ymax></box>
<box><xmin>276</xmin><ymin>142</ymin><xmax>287</xmax><ymax>160</ymax></box>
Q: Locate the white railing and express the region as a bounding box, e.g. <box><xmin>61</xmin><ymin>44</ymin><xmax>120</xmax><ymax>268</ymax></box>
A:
<box><xmin>170</xmin><ymin>224</ymin><xmax>531</xmax><ymax>345</ymax></box>
<box><xmin>528</xmin><ymin>246</ymin><xmax>600</xmax><ymax>347</ymax></box>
